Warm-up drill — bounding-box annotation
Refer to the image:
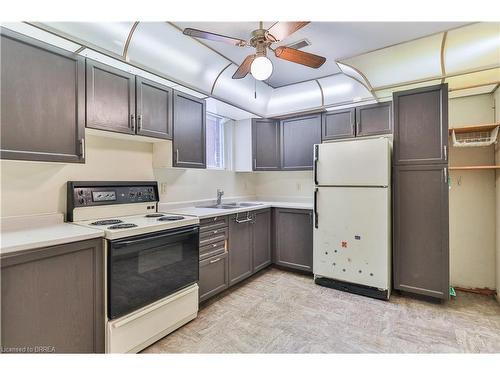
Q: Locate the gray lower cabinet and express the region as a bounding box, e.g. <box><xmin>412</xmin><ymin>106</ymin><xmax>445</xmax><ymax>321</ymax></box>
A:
<box><xmin>172</xmin><ymin>90</ymin><xmax>206</xmax><ymax>168</ymax></box>
<box><xmin>281</xmin><ymin>114</ymin><xmax>321</xmax><ymax>170</ymax></box>
<box><xmin>1</xmin><ymin>238</ymin><xmax>104</xmax><ymax>353</ymax></box>
<box><xmin>393</xmin><ymin>165</ymin><xmax>449</xmax><ymax>299</ymax></box>
<box><xmin>86</xmin><ymin>59</ymin><xmax>136</xmax><ymax>135</ymax></box>
<box><xmin>136</xmin><ymin>76</ymin><xmax>172</xmax><ymax>139</ymax></box>
<box><xmin>252</xmin><ymin>209</ymin><xmax>272</xmax><ymax>272</ymax></box>
<box><xmin>355</xmin><ymin>102</ymin><xmax>392</xmax><ymax>137</ymax></box>
<box><xmin>0</xmin><ymin>28</ymin><xmax>85</xmax><ymax>163</ymax></box>
<box><xmin>252</xmin><ymin>118</ymin><xmax>281</xmax><ymax>171</ymax></box>
<box><xmin>273</xmin><ymin>208</ymin><xmax>313</xmax><ymax>272</ymax></box>
<box><xmin>199</xmin><ymin>252</ymin><xmax>229</xmax><ymax>302</ymax></box>
<box><xmin>321</xmin><ymin>108</ymin><xmax>355</xmax><ymax>141</ymax></box>
<box><xmin>228</xmin><ymin>212</ymin><xmax>254</xmax><ymax>285</ymax></box>
<box><xmin>393</xmin><ymin>84</ymin><xmax>448</xmax><ymax>165</ymax></box>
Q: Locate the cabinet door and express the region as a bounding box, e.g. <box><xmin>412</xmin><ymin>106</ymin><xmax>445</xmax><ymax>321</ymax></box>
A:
<box><xmin>393</xmin><ymin>165</ymin><xmax>449</xmax><ymax>299</ymax></box>
<box><xmin>228</xmin><ymin>213</ymin><xmax>253</xmax><ymax>285</ymax></box>
<box><xmin>86</xmin><ymin>59</ymin><xmax>136</xmax><ymax>134</ymax></box>
<box><xmin>1</xmin><ymin>238</ymin><xmax>104</xmax><ymax>353</ymax></box>
<box><xmin>274</xmin><ymin>208</ymin><xmax>313</xmax><ymax>272</ymax></box>
<box><xmin>252</xmin><ymin>118</ymin><xmax>281</xmax><ymax>171</ymax></box>
<box><xmin>252</xmin><ymin>209</ymin><xmax>272</xmax><ymax>273</ymax></box>
<box><xmin>199</xmin><ymin>252</ymin><xmax>228</xmax><ymax>302</ymax></box>
<box><xmin>393</xmin><ymin>84</ymin><xmax>448</xmax><ymax>165</ymax></box>
<box><xmin>355</xmin><ymin>102</ymin><xmax>392</xmax><ymax>137</ymax></box>
<box><xmin>0</xmin><ymin>28</ymin><xmax>85</xmax><ymax>163</ymax></box>
<box><xmin>172</xmin><ymin>90</ymin><xmax>206</xmax><ymax>168</ymax></box>
<box><xmin>321</xmin><ymin>108</ymin><xmax>355</xmax><ymax>141</ymax></box>
<box><xmin>136</xmin><ymin>76</ymin><xmax>172</xmax><ymax>139</ymax></box>
<box><xmin>281</xmin><ymin>114</ymin><xmax>321</xmax><ymax>170</ymax></box>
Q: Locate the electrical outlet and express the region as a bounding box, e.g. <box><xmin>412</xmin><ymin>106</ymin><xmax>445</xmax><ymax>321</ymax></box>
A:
<box><xmin>160</xmin><ymin>182</ymin><xmax>167</xmax><ymax>194</ymax></box>
<box><xmin>296</xmin><ymin>183</ymin><xmax>302</xmax><ymax>191</ymax></box>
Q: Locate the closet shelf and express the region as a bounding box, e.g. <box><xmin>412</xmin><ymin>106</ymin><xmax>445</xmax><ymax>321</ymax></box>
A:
<box><xmin>448</xmin><ymin>122</ymin><xmax>500</xmax><ymax>134</ymax></box>
<box><xmin>449</xmin><ymin>165</ymin><xmax>500</xmax><ymax>170</ymax></box>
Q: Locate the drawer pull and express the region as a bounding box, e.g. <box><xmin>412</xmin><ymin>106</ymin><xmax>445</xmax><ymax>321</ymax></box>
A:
<box><xmin>213</xmin><ymin>230</ymin><xmax>218</xmax><ymax>234</ymax></box>
<box><xmin>209</xmin><ymin>257</ymin><xmax>222</xmax><ymax>264</ymax></box>
<box><xmin>212</xmin><ymin>243</ymin><xmax>217</xmax><ymax>247</ymax></box>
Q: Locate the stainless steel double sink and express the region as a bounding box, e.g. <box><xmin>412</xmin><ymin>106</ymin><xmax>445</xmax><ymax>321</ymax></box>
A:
<box><xmin>195</xmin><ymin>202</ymin><xmax>263</xmax><ymax>209</ymax></box>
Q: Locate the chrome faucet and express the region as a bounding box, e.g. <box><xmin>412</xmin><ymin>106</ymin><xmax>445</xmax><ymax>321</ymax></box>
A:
<box><xmin>216</xmin><ymin>189</ymin><xmax>224</xmax><ymax>206</ymax></box>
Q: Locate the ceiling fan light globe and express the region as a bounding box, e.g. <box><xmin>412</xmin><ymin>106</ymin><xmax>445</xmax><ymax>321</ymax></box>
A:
<box><xmin>250</xmin><ymin>56</ymin><xmax>273</xmax><ymax>81</ymax></box>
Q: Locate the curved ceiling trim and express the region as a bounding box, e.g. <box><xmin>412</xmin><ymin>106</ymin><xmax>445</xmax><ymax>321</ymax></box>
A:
<box><xmin>210</xmin><ymin>63</ymin><xmax>233</xmax><ymax>95</ymax></box>
<box><xmin>123</xmin><ymin>21</ymin><xmax>139</xmax><ymax>60</ymax></box>
<box><xmin>440</xmin><ymin>31</ymin><xmax>448</xmax><ymax>83</ymax></box>
<box><xmin>315</xmin><ymin>79</ymin><xmax>325</xmax><ymax>107</ymax></box>
<box><xmin>335</xmin><ymin>61</ymin><xmax>373</xmax><ymax>92</ymax></box>
<box><xmin>449</xmin><ymin>81</ymin><xmax>500</xmax><ymax>92</ymax></box>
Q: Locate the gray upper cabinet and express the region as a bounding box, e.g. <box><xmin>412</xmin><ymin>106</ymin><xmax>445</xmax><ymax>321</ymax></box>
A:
<box><xmin>393</xmin><ymin>164</ymin><xmax>449</xmax><ymax>299</ymax></box>
<box><xmin>355</xmin><ymin>102</ymin><xmax>392</xmax><ymax>137</ymax></box>
<box><xmin>1</xmin><ymin>238</ymin><xmax>104</xmax><ymax>353</ymax></box>
<box><xmin>281</xmin><ymin>114</ymin><xmax>321</xmax><ymax>170</ymax></box>
<box><xmin>252</xmin><ymin>209</ymin><xmax>272</xmax><ymax>273</ymax></box>
<box><xmin>172</xmin><ymin>90</ymin><xmax>206</xmax><ymax>168</ymax></box>
<box><xmin>86</xmin><ymin>59</ymin><xmax>136</xmax><ymax>135</ymax></box>
<box><xmin>0</xmin><ymin>28</ymin><xmax>85</xmax><ymax>163</ymax></box>
<box><xmin>321</xmin><ymin>108</ymin><xmax>355</xmax><ymax>141</ymax></box>
<box><xmin>273</xmin><ymin>208</ymin><xmax>313</xmax><ymax>272</ymax></box>
<box><xmin>252</xmin><ymin>118</ymin><xmax>281</xmax><ymax>171</ymax></box>
<box><xmin>393</xmin><ymin>84</ymin><xmax>448</xmax><ymax>165</ymax></box>
<box><xmin>228</xmin><ymin>213</ymin><xmax>253</xmax><ymax>285</ymax></box>
<box><xmin>136</xmin><ymin>76</ymin><xmax>172</xmax><ymax>139</ymax></box>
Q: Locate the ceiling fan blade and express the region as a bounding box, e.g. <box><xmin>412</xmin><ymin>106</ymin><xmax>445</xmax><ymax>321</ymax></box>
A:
<box><xmin>274</xmin><ymin>46</ymin><xmax>326</xmax><ymax>68</ymax></box>
<box><xmin>183</xmin><ymin>28</ymin><xmax>247</xmax><ymax>47</ymax></box>
<box><xmin>266</xmin><ymin>21</ymin><xmax>309</xmax><ymax>42</ymax></box>
<box><xmin>232</xmin><ymin>55</ymin><xmax>255</xmax><ymax>79</ymax></box>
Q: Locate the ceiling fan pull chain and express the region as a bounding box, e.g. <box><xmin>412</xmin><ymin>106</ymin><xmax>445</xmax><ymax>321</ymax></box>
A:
<box><xmin>254</xmin><ymin>79</ymin><xmax>257</xmax><ymax>99</ymax></box>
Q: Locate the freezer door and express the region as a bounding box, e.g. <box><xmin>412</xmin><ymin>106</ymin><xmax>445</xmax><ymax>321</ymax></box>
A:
<box><xmin>315</xmin><ymin>138</ymin><xmax>390</xmax><ymax>186</ymax></box>
<box><xmin>313</xmin><ymin>186</ymin><xmax>391</xmax><ymax>290</ymax></box>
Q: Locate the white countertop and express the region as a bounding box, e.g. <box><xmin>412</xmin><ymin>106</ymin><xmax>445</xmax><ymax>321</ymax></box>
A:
<box><xmin>162</xmin><ymin>201</ymin><xmax>313</xmax><ymax>219</ymax></box>
<box><xmin>1</xmin><ymin>213</ymin><xmax>104</xmax><ymax>256</ymax></box>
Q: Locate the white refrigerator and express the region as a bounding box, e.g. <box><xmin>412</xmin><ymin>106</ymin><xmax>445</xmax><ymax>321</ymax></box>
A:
<box><xmin>313</xmin><ymin>137</ymin><xmax>391</xmax><ymax>300</ymax></box>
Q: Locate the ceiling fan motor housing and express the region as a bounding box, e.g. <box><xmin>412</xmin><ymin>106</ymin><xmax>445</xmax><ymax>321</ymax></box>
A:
<box><xmin>250</xmin><ymin>29</ymin><xmax>272</xmax><ymax>56</ymax></box>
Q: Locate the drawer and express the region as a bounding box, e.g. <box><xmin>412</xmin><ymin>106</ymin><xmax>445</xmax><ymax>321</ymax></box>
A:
<box><xmin>199</xmin><ymin>252</ymin><xmax>228</xmax><ymax>302</ymax></box>
<box><xmin>200</xmin><ymin>240</ymin><xmax>226</xmax><ymax>260</ymax></box>
<box><xmin>200</xmin><ymin>216</ymin><xmax>228</xmax><ymax>232</ymax></box>
<box><xmin>199</xmin><ymin>227</ymin><xmax>228</xmax><ymax>247</ymax></box>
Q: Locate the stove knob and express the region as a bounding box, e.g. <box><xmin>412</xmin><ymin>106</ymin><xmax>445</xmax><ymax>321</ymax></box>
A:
<box><xmin>78</xmin><ymin>198</ymin><xmax>85</xmax><ymax>205</ymax></box>
<box><xmin>78</xmin><ymin>189</ymin><xmax>84</xmax><ymax>196</ymax></box>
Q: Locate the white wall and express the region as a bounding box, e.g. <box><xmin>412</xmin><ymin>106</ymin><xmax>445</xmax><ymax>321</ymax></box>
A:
<box><xmin>494</xmin><ymin>87</ymin><xmax>500</xmax><ymax>302</ymax></box>
<box><xmin>0</xmin><ymin>134</ymin><xmax>155</xmax><ymax>218</ymax></box>
<box><xmin>449</xmin><ymin>94</ymin><xmax>497</xmax><ymax>290</ymax></box>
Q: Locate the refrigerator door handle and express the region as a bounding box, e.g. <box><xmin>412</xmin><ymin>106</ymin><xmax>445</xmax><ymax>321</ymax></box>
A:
<box><xmin>314</xmin><ymin>145</ymin><xmax>319</xmax><ymax>185</ymax></box>
<box><xmin>314</xmin><ymin>188</ymin><xmax>318</xmax><ymax>229</ymax></box>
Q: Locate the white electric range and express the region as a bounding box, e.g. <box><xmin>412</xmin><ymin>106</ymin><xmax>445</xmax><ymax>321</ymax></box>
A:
<box><xmin>67</xmin><ymin>181</ymin><xmax>200</xmax><ymax>353</ymax></box>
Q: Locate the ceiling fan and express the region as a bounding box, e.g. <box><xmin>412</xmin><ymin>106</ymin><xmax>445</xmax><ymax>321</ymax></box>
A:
<box><xmin>183</xmin><ymin>21</ymin><xmax>326</xmax><ymax>81</ymax></box>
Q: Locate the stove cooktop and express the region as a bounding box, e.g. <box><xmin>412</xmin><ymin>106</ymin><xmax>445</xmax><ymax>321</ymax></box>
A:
<box><xmin>91</xmin><ymin>219</ymin><xmax>123</xmax><ymax>226</ymax></box>
<box><xmin>157</xmin><ymin>216</ymin><xmax>185</xmax><ymax>221</ymax></box>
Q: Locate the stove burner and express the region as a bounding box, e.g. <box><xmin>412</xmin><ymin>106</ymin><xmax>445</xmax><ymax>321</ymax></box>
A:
<box><xmin>108</xmin><ymin>223</ymin><xmax>138</xmax><ymax>229</ymax></box>
<box><xmin>91</xmin><ymin>219</ymin><xmax>123</xmax><ymax>226</ymax></box>
<box><xmin>158</xmin><ymin>216</ymin><xmax>185</xmax><ymax>221</ymax></box>
<box><xmin>145</xmin><ymin>213</ymin><xmax>165</xmax><ymax>218</ymax></box>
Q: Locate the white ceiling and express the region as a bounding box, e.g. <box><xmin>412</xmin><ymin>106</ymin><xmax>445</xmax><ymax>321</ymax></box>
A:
<box><xmin>173</xmin><ymin>21</ymin><xmax>470</xmax><ymax>87</ymax></box>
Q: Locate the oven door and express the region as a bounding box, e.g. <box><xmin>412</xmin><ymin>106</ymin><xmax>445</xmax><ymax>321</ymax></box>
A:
<box><xmin>108</xmin><ymin>225</ymin><xmax>199</xmax><ymax>320</ymax></box>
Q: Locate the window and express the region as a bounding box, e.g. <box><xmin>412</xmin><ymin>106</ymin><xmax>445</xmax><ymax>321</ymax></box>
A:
<box><xmin>206</xmin><ymin>114</ymin><xmax>225</xmax><ymax>169</ymax></box>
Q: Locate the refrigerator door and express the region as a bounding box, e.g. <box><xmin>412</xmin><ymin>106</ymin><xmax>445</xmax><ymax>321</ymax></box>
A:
<box><xmin>315</xmin><ymin>138</ymin><xmax>390</xmax><ymax>187</ymax></box>
<box><xmin>313</xmin><ymin>186</ymin><xmax>391</xmax><ymax>291</ymax></box>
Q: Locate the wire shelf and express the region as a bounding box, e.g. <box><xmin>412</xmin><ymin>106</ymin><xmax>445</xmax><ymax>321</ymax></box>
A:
<box><xmin>452</xmin><ymin>126</ymin><xmax>498</xmax><ymax>147</ymax></box>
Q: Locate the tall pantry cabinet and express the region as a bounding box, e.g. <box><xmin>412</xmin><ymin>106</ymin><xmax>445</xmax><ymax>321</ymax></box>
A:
<box><xmin>392</xmin><ymin>84</ymin><xmax>450</xmax><ymax>300</ymax></box>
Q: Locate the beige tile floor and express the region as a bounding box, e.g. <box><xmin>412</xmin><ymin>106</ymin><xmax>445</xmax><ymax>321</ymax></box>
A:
<box><xmin>143</xmin><ymin>267</ymin><xmax>500</xmax><ymax>353</ymax></box>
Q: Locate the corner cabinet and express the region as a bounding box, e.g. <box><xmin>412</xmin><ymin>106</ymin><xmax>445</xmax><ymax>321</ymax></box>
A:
<box><xmin>0</xmin><ymin>28</ymin><xmax>85</xmax><ymax>163</ymax></box>
<box><xmin>86</xmin><ymin>59</ymin><xmax>136</xmax><ymax>135</ymax></box>
<box><xmin>1</xmin><ymin>238</ymin><xmax>104</xmax><ymax>353</ymax></box>
<box><xmin>273</xmin><ymin>208</ymin><xmax>313</xmax><ymax>272</ymax></box>
<box><xmin>172</xmin><ymin>91</ymin><xmax>206</xmax><ymax>168</ymax></box>
<box><xmin>281</xmin><ymin>113</ymin><xmax>321</xmax><ymax>170</ymax></box>
<box><xmin>252</xmin><ymin>119</ymin><xmax>281</xmax><ymax>171</ymax></box>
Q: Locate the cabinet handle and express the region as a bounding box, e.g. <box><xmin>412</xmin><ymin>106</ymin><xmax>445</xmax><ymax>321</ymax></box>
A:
<box><xmin>212</xmin><ymin>243</ymin><xmax>217</xmax><ymax>248</ymax></box>
<box><xmin>235</xmin><ymin>212</ymin><xmax>253</xmax><ymax>224</ymax></box>
<box><xmin>176</xmin><ymin>149</ymin><xmax>179</xmax><ymax>164</ymax></box>
<box><xmin>253</xmin><ymin>158</ymin><xmax>257</xmax><ymax>170</ymax></box>
<box><xmin>209</xmin><ymin>257</ymin><xmax>222</xmax><ymax>264</ymax></box>
<box><xmin>213</xmin><ymin>230</ymin><xmax>218</xmax><ymax>234</ymax></box>
<box><xmin>137</xmin><ymin>114</ymin><xmax>142</xmax><ymax>131</ymax></box>
<box><xmin>130</xmin><ymin>114</ymin><xmax>136</xmax><ymax>130</ymax></box>
<box><xmin>314</xmin><ymin>144</ymin><xmax>319</xmax><ymax>185</ymax></box>
<box><xmin>356</xmin><ymin>120</ymin><xmax>360</xmax><ymax>135</ymax></box>
<box><xmin>80</xmin><ymin>138</ymin><xmax>85</xmax><ymax>160</ymax></box>
<box><xmin>443</xmin><ymin>167</ymin><xmax>448</xmax><ymax>184</ymax></box>
<box><xmin>443</xmin><ymin>145</ymin><xmax>448</xmax><ymax>161</ymax></box>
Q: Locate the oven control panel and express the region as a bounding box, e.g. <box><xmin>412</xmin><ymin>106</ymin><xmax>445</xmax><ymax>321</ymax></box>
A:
<box><xmin>69</xmin><ymin>182</ymin><xmax>158</xmax><ymax>208</ymax></box>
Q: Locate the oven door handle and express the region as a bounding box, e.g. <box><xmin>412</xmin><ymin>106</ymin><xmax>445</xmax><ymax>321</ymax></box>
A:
<box><xmin>112</xmin><ymin>226</ymin><xmax>198</xmax><ymax>248</ymax></box>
